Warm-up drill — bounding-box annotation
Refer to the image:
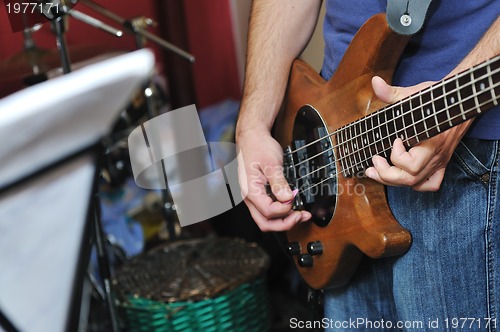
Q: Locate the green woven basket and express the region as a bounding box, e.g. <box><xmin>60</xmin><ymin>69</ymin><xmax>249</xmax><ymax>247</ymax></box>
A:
<box><xmin>113</xmin><ymin>238</ymin><xmax>270</xmax><ymax>332</ymax></box>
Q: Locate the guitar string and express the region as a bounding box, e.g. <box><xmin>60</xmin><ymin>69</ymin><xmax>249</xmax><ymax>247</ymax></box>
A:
<box><xmin>295</xmin><ymin>94</ymin><xmax>499</xmax><ymax>195</ymax></box>
<box><xmin>318</xmin><ymin>78</ymin><xmax>500</xmax><ymax>177</ymax></box>
<box><xmin>289</xmin><ymin>65</ymin><xmax>500</xmax><ymax>173</ymax></box>
<box><xmin>292</xmin><ymin>71</ymin><xmax>496</xmax><ymax>170</ymax></box>
<box><xmin>293</xmin><ymin>77</ymin><xmax>500</xmax><ymax>184</ymax></box>
<box><xmin>297</xmin><ymin>91</ymin><xmax>499</xmax><ymax>187</ymax></box>
<box><xmin>287</xmin><ymin>55</ymin><xmax>500</xmax><ymax>157</ymax></box>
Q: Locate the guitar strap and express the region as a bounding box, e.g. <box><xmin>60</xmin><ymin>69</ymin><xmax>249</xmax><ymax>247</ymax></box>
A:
<box><xmin>386</xmin><ymin>0</ymin><xmax>433</xmax><ymax>35</ymax></box>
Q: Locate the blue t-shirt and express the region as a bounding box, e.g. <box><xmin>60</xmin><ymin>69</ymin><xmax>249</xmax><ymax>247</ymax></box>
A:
<box><xmin>321</xmin><ymin>0</ymin><xmax>500</xmax><ymax>139</ymax></box>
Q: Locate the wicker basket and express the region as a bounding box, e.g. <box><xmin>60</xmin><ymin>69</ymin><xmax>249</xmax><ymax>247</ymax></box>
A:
<box><xmin>113</xmin><ymin>237</ymin><xmax>270</xmax><ymax>331</ymax></box>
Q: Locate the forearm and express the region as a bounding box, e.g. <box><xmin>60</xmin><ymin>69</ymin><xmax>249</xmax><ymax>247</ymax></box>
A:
<box><xmin>451</xmin><ymin>16</ymin><xmax>500</xmax><ymax>75</ymax></box>
<box><xmin>236</xmin><ymin>0</ymin><xmax>322</xmax><ymax>135</ymax></box>
<box><xmin>445</xmin><ymin>16</ymin><xmax>500</xmax><ymax>137</ymax></box>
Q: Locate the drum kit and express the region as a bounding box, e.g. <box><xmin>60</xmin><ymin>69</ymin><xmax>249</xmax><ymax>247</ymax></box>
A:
<box><xmin>0</xmin><ymin>1</ymin><xmax>195</xmax><ymax>331</ymax></box>
<box><xmin>1</xmin><ymin>0</ymin><xmax>196</xmax><ymax>220</ymax></box>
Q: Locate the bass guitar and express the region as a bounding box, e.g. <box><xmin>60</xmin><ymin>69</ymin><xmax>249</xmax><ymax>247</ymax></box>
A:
<box><xmin>274</xmin><ymin>13</ymin><xmax>500</xmax><ymax>289</ymax></box>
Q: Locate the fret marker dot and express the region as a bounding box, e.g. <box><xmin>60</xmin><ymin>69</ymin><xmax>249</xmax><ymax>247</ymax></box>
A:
<box><xmin>354</xmin><ymin>143</ymin><xmax>357</xmax><ymax>148</ymax></box>
<box><xmin>375</xmin><ymin>132</ymin><xmax>380</xmax><ymax>139</ymax></box>
<box><xmin>364</xmin><ymin>139</ymin><xmax>367</xmax><ymax>144</ymax></box>
<box><xmin>450</xmin><ymin>96</ymin><xmax>455</xmax><ymax>104</ymax></box>
<box><xmin>400</xmin><ymin>134</ymin><xmax>405</xmax><ymax>141</ymax></box>
<box><xmin>396</xmin><ymin>109</ymin><xmax>400</xmax><ymax>116</ymax></box>
<box><xmin>426</xmin><ymin>108</ymin><xmax>431</xmax><ymax>115</ymax></box>
<box><xmin>480</xmin><ymin>82</ymin><xmax>486</xmax><ymax>91</ymax></box>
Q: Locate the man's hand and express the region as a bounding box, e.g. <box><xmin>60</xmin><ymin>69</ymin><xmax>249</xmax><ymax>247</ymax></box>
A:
<box><xmin>236</xmin><ymin>128</ymin><xmax>311</xmax><ymax>231</ymax></box>
<box><xmin>365</xmin><ymin>76</ymin><xmax>471</xmax><ymax>191</ymax></box>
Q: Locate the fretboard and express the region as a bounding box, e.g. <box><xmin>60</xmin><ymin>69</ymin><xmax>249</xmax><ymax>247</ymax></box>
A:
<box><xmin>337</xmin><ymin>54</ymin><xmax>500</xmax><ymax>177</ymax></box>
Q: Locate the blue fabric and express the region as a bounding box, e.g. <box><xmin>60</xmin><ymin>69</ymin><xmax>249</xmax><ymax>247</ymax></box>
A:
<box><xmin>321</xmin><ymin>1</ymin><xmax>500</xmax><ymax>329</ymax></box>
<box><xmin>325</xmin><ymin>137</ymin><xmax>500</xmax><ymax>331</ymax></box>
<box><xmin>321</xmin><ymin>0</ymin><xmax>500</xmax><ymax>139</ymax></box>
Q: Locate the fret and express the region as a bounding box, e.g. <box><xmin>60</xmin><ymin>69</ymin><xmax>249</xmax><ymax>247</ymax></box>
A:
<box><xmin>428</xmin><ymin>88</ymin><xmax>441</xmax><ymax>133</ymax></box>
<box><xmin>383</xmin><ymin>107</ymin><xmax>391</xmax><ymax>146</ymax></box>
<box><xmin>486</xmin><ymin>63</ymin><xmax>498</xmax><ymax>105</ymax></box>
<box><xmin>392</xmin><ymin>106</ymin><xmax>404</xmax><ymax>146</ymax></box>
<box><xmin>353</xmin><ymin>121</ymin><xmax>365</xmax><ymax>172</ymax></box>
<box><xmin>376</xmin><ymin>111</ymin><xmax>388</xmax><ymax>158</ymax></box>
<box><xmin>470</xmin><ymin>70</ymin><xmax>481</xmax><ymax>113</ymax></box>
<box><xmin>454</xmin><ymin>74</ymin><xmax>467</xmax><ymax>120</ymax></box>
<box><xmin>411</xmin><ymin>93</ymin><xmax>426</xmax><ymax>143</ymax></box>
<box><xmin>396</xmin><ymin>104</ymin><xmax>408</xmax><ymax>145</ymax></box>
<box><xmin>348</xmin><ymin>123</ymin><xmax>358</xmax><ymax>173</ymax></box>
<box><xmin>382</xmin><ymin>108</ymin><xmax>393</xmax><ymax>157</ymax></box>
<box><xmin>408</xmin><ymin>97</ymin><xmax>420</xmax><ymax>144</ymax></box>
<box><xmin>442</xmin><ymin>85</ymin><xmax>452</xmax><ymax>127</ymax></box>
<box><xmin>458</xmin><ymin>73</ymin><xmax>475</xmax><ymax>114</ymax></box>
<box><xmin>432</xmin><ymin>86</ymin><xmax>449</xmax><ymax>133</ymax></box>
<box><xmin>473</xmin><ymin>65</ymin><xmax>492</xmax><ymax>112</ymax></box>
<box><xmin>359</xmin><ymin>117</ymin><xmax>371</xmax><ymax>168</ymax></box>
<box><xmin>345</xmin><ymin>128</ymin><xmax>353</xmax><ymax>176</ymax></box>
<box><xmin>370</xmin><ymin>113</ymin><xmax>380</xmax><ymax>155</ymax></box>
<box><xmin>402</xmin><ymin>100</ymin><xmax>414</xmax><ymax>147</ymax></box>
<box><xmin>419</xmin><ymin>92</ymin><xmax>430</xmax><ymax>138</ymax></box>
<box><xmin>386</xmin><ymin>106</ymin><xmax>396</xmax><ymax>143</ymax></box>
<box><xmin>377</xmin><ymin>110</ymin><xmax>388</xmax><ymax>141</ymax></box>
<box><xmin>338</xmin><ymin>128</ymin><xmax>347</xmax><ymax>176</ymax></box>
<box><xmin>342</xmin><ymin>127</ymin><xmax>352</xmax><ymax>177</ymax></box>
<box><xmin>443</xmin><ymin>82</ymin><xmax>454</xmax><ymax>128</ymax></box>
<box><xmin>491</xmin><ymin>57</ymin><xmax>500</xmax><ymax>103</ymax></box>
<box><xmin>352</xmin><ymin>121</ymin><xmax>360</xmax><ymax>171</ymax></box>
<box><xmin>392</xmin><ymin>107</ymin><xmax>398</xmax><ymax>143</ymax></box>
<box><xmin>446</xmin><ymin>80</ymin><xmax>464</xmax><ymax>128</ymax></box>
<box><xmin>360</xmin><ymin>117</ymin><xmax>368</xmax><ymax>147</ymax></box>
<box><xmin>420</xmin><ymin>88</ymin><xmax>440</xmax><ymax>138</ymax></box>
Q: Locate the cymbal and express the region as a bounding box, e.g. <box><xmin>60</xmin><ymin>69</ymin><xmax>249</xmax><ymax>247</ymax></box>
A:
<box><xmin>0</xmin><ymin>44</ymin><xmax>121</xmax><ymax>98</ymax></box>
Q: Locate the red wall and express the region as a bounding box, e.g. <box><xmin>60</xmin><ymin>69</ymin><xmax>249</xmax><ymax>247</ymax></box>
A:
<box><xmin>0</xmin><ymin>0</ymin><xmax>241</xmax><ymax>109</ymax></box>
<box><xmin>184</xmin><ymin>0</ymin><xmax>241</xmax><ymax>108</ymax></box>
<box><xmin>0</xmin><ymin>1</ymin><xmax>162</xmax><ymax>97</ymax></box>
<box><xmin>0</xmin><ymin>1</ymin><xmax>163</xmax><ymax>59</ymax></box>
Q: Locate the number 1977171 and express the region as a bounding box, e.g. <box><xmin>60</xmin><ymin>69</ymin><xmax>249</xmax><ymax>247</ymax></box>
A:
<box><xmin>5</xmin><ymin>2</ymin><xmax>59</xmax><ymax>15</ymax></box>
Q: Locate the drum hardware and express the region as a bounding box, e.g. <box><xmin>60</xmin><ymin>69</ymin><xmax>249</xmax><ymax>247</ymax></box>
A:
<box><xmin>41</xmin><ymin>0</ymin><xmax>124</xmax><ymax>74</ymax></box>
<box><xmin>79</xmin><ymin>0</ymin><xmax>196</xmax><ymax>63</ymax></box>
<box><xmin>0</xmin><ymin>4</ymin><xmax>130</xmax><ymax>332</ymax></box>
<box><xmin>76</xmin><ymin>0</ymin><xmax>197</xmax><ymax>242</ymax></box>
<box><xmin>0</xmin><ymin>2</ymin><xmax>194</xmax><ymax>331</ymax></box>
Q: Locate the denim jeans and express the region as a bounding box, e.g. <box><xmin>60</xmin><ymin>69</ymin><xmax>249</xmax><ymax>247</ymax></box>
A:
<box><xmin>324</xmin><ymin>137</ymin><xmax>499</xmax><ymax>331</ymax></box>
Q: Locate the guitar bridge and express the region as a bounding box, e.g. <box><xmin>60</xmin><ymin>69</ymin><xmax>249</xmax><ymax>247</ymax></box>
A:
<box><xmin>287</xmin><ymin>105</ymin><xmax>338</xmax><ymax>227</ymax></box>
<box><xmin>283</xmin><ymin>146</ymin><xmax>303</xmax><ymax>210</ymax></box>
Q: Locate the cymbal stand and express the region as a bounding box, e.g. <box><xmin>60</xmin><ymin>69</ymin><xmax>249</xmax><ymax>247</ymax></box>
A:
<box><xmin>79</xmin><ymin>0</ymin><xmax>195</xmax><ymax>63</ymax></box>
<box><xmin>50</xmin><ymin>15</ymin><xmax>71</xmax><ymax>74</ymax></box>
<box><xmin>43</xmin><ymin>5</ymin><xmax>126</xmax><ymax>332</ymax></box>
<box><xmin>79</xmin><ymin>0</ymin><xmax>196</xmax><ymax>241</ymax></box>
<box><xmin>47</xmin><ymin>1</ymin><xmax>124</xmax><ymax>74</ymax></box>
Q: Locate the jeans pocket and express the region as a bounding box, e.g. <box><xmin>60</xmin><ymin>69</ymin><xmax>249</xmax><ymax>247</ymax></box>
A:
<box><xmin>452</xmin><ymin>137</ymin><xmax>497</xmax><ymax>182</ymax></box>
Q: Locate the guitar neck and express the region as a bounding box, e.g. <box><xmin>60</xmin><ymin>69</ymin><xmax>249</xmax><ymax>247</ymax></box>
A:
<box><xmin>337</xmin><ymin>55</ymin><xmax>500</xmax><ymax>177</ymax></box>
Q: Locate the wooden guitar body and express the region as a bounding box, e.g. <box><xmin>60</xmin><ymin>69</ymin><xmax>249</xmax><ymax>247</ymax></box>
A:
<box><xmin>274</xmin><ymin>14</ymin><xmax>413</xmax><ymax>289</ymax></box>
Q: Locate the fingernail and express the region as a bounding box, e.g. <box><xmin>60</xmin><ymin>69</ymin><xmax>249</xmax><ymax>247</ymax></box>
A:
<box><xmin>283</xmin><ymin>188</ymin><xmax>298</xmax><ymax>204</ymax></box>
<box><xmin>365</xmin><ymin>168</ymin><xmax>375</xmax><ymax>179</ymax></box>
<box><xmin>279</xmin><ymin>186</ymin><xmax>292</xmax><ymax>196</ymax></box>
<box><xmin>301</xmin><ymin>211</ymin><xmax>312</xmax><ymax>221</ymax></box>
